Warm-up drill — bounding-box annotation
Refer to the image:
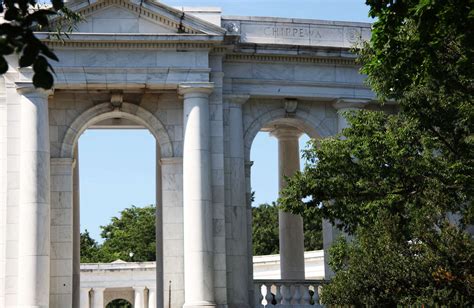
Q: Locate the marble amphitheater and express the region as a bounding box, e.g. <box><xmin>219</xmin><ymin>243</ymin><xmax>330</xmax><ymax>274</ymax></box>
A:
<box><xmin>0</xmin><ymin>0</ymin><xmax>386</xmax><ymax>307</ymax></box>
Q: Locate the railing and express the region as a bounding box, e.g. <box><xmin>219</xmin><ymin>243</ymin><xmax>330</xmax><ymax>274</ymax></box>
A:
<box><xmin>254</xmin><ymin>280</ymin><xmax>328</xmax><ymax>307</ymax></box>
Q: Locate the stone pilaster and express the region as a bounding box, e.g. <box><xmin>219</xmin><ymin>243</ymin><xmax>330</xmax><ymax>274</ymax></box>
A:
<box><xmin>73</xmin><ymin>146</ymin><xmax>81</xmax><ymax>308</ymax></box>
<box><xmin>271</xmin><ymin>126</ymin><xmax>305</xmax><ymax>280</ymax></box>
<box><xmin>179</xmin><ymin>83</ymin><xmax>216</xmax><ymax>307</ymax></box>
<box><xmin>224</xmin><ymin>94</ymin><xmax>250</xmax><ymax>307</ymax></box>
<box><xmin>17</xmin><ymin>84</ymin><xmax>52</xmax><ymax>308</ymax></box>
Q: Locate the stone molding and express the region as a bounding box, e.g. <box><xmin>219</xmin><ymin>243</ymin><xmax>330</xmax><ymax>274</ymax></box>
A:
<box><xmin>44</xmin><ymin>40</ymin><xmax>219</xmax><ymax>50</ymax></box>
<box><xmin>223</xmin><ymin>94</ymin><xmax>250</xmax><ymax>106</ymax></box>
<box><xmin>333</xmin><ymin>98</ymin><xmax>369</xmax><ymax>111</ymax></box>
<box><xmin>60</xmin><ymin>102</ymin><xmax>173</xmax><ymax>159</ymax></box>
<box><xmin>270</xmin><ymin>125</ymin><xmax>303</xmax><ymax>140</ymax></box>
<box><xmin>76</xmin><ymin>0</ymin><xmax>198</xmax><ymax>34</ymax></box>
<box><xmin>160</xmin><ymin>157</ymin><xmax>183</xmax><ymax>165</ymax></box>
<box><xmin>178</xmin><ymin>82</ymin><xmax>214</xmax><ymax>96</ymax></box>
<box><xmin>225</xmin><ymin>53</ymin><xmax>356</xmax><ymax>66</ymax></box>
<box><xmin>15</xmin><ymin>82</ymin><xmax>53</xmax><ymax>97</ymax></box>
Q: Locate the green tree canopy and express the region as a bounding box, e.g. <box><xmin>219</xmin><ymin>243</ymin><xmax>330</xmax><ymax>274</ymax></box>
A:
<box><xmin>252</xmin><ymin>203</ymin><xmax>322</xmax><ymax>256</ymax></box>
<box><xmin>280</xmin><ymin>0</ymin><xmax>473</xmax><ymax>305</ymax></box>
<box><xmin>81</xmin><ymin>205</ymin><xmax>156</xmax><ymax>263</ymax></box>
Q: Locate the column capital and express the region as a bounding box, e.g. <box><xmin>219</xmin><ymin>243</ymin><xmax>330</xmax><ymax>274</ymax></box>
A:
<box><xmin>15</xmin><ymin>82</ymin><xmax>54</xmax><ymax>97</ymax></box>
<box><xmin>270</xmin><ymin>126</ymin><xmax>303</xmax><ymax>140</ymax></box>
<box><xmin>333</xmin><ymin>98</ymin><xmax>369</xmax><ymax>112</ymax></box>
<box><xmin>93</xmin><ymin>287</ymin><xmax>106</xmax><ymax>292</ymax></box>
<box><xmin>133</xmin><ymin>286</ymin><xmax>146</xmax><ymax>291</ymax></box>
<box><xmin>178</xmin><ymin>82</ymin><xmax>214</xmax><ymax>96</ymax></box>
<box><xmin>81</xmin><ymin>287</ymin><xmax>91</xmax><ymax>292</ymax></box>
<box><xmin>223</xmin><ymin>94</ymin><xmax>250</xmax><ymax>106</ymax></box>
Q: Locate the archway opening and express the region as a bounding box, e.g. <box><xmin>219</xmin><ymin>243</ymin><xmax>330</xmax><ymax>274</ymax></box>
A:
<box><xmin>106</xmin><ymin>298</ymin><xmax>133</xmax><ymax>308</ymax></box>
<box><xmin>68</xmin><ymin>109</ymin><xmax>165</xmax><ymax>308</ymax></box>
<box><xmin>250</xmin><ymin>122</ymin><xmax>323</xmax><ymax>280</ymax></box>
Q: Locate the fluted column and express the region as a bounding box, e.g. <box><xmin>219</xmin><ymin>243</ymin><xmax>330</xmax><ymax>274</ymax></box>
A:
<box><xmin>179</xmin><ymin>83</ymin><xmax>216</xmax><ymax>307</ymax></box>
<box><xmin>225</xmin><ymin>95</ymin><xmax>250</xmax><ymax>307</ymax></box>
<box><xmin>80</xmin><ymin>288</ymin><xmax>91</xmax><ymax>308</ymax></box>
<box><xmin>92</xmin><ymin>288</ymin><xmax>105</xmax><ymax>308</ymax></box>
<box><xmin>271</xmin><ymin>126</ymin><xmax>305</xmax><ymax>280</ymax></box>
<box><xmin>148</xmin><ymin>287</ymin><xmax>156</xmax><ymax>308</ymax></box>
<box><xmin>323</xmin><ymin>98</ymin><xmax>367</xmax><ymax>278</ymax></box>
<box><xmin>134</xmin><ymin>286</ymin><xmax>146</xmax><ymax>308</ymax></box>
<box><xmin>17</xmin><ymin>85</ymin><xmax>52</xmax><ymax>308</ymax></box>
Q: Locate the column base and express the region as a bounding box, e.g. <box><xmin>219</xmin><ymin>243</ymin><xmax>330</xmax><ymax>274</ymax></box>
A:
<box><xmin>183</xmin><ymin>301</ymin><xmax>216</xmax><ymax>308</ymax></box>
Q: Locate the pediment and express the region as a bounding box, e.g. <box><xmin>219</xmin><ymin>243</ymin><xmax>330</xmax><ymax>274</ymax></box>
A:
<box><xmin>68</xmin><ymin>0</ymin><xmax>226</xmax><ymax>35</ymax></box>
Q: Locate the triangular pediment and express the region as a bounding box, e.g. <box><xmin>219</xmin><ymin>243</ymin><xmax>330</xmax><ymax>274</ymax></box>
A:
<box><xmin>68</xmin><ymin>0</ymin><xmax>226</xmax><ymax>35</ymax></box>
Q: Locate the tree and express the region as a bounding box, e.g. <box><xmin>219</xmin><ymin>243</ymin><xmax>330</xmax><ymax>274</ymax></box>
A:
<box><xmin>1</xmin><ymin>0</ymin><xmax>81</xmax><ymax>88</ymax></box>
<box><xmin>252</xmin><ymin>203</ymin><xmax>322</xmax><ymax>256</ymax></box>
<box><xmin>99</xmin><ymin>205</ymin><xmax>156</xmax><ymax>262</ymax></box>
<box><xmin>280</xmin><ymin>0</ymin><xmax>473</xmax><ymax>305</ymax></box>
<box><xmin>80</xmin><ymin>229</ymin><xmax>102</xmax><ymax>263</ymax></box>
<box><xmin>80</xmin><ymin>205</ymin><xmax>156</xmax><ymax>263</ymax></box>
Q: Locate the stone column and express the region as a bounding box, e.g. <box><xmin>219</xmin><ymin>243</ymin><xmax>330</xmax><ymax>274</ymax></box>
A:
<box><xmin>155</xmin><ymin>143</ymin><xmax>163</xmax><ymax>308</ymax></box>
<box><xmin>134</xmin><ymin>287</ymin><xmax>146</xmax><ymax>308</ymax></box>
<box><xmin>73</xmin><ymin>146</ymin><xmax>81</xmax><ymax>308</ymax></box>
<box><xmin>323</xmin><ymin>99</ymin><xmax>367</xmax><ymax>278</ymax></box>
<box><xmin>17</xmin><ymin>85</ymin><xmax>51</xmax><ymax>307</ymax></box>
<box><xmin>92</xmin><ymin>288</ymin><xmax>105</xmax><ymax>308</ymax></box>
<box><xmin>179</xmin><ymin>83</ymin><xmax>216</xmax><ymax>307</ymax></box>
<box><xmin>148</xmin><ymin>287</ymin><xmax>156</xmax><ymax>308</ymax></box>
<box><xmin>225</xmin><ymin>95</ymin><xmax>250</xmax><ymax>306</ymax></box>
<box><xmin>271</xmin><ymin>126</ymin><xmax>305</xmax><ymax>280</ymax></box>
<box><xmin>80</xmin><ymin>288</ymin><xmax>91</xmax><ymax>308</ymax></box>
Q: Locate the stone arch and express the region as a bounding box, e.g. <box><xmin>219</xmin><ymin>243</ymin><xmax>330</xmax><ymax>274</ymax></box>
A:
<box><xmin>60</xmin><ymin>102</ymin><xmax>173</xmax><ymax>159</ymax></box>
<box><xmin>243</xmin><ymin>107</ymin><xmax>334</xmax><ymax>161</ymax></box>
<box><xmin>104</xmin><ymin>289</ymin><xmax>134</xmax><ymax>308</ymax></box>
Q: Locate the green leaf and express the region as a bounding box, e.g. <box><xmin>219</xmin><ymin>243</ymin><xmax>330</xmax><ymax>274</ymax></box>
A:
<box><xmin>33</xmin><ymin>56</ymin><xmax>48</xmax><ymax>73</ymax></box>
<box><xmin>33</xmin><ymin>71</ymin><xmax>54</xmax><ymax>89</ymax></box>
<box><xmin>0</xmin><ymin>57</ymin><xmax>8</xmax><ymax>74</ymax></box>
<box><xmin>51</xmin><ymin>0</ymin><xmax>64</xmax><ymax>11</ymax></box>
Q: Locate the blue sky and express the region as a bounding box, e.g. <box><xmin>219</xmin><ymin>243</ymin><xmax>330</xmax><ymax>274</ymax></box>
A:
<box><xmin>79</xmin><ymin>0</ymin><xmax>372</xmax><ymax>241</ymax></box>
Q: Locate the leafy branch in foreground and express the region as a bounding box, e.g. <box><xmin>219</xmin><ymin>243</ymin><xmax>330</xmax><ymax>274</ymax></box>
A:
<box><xmin>0</xmin><ymin>0</ymin><xmax>82</xmax><ymax>88</ymax></box>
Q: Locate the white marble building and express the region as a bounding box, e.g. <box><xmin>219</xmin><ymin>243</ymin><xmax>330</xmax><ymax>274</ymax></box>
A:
<box><xmin>0</xmin><ymin>0</ymin><xmax>390</xmax><ymax>307</ymax></box>
<box><xmin>79</xmin><ymin>251</ymin><xmax>325</xmax><ymax>308</ymax></box>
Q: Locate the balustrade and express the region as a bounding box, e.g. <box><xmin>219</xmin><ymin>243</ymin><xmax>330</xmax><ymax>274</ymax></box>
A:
<box><xmin>254</xmin><ymin>280</ymin><xmax>327</xmax><ymax>307</ymax></box>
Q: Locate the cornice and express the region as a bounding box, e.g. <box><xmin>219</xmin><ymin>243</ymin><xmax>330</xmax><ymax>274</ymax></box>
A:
<box><xmin>43</xmin><ymin>40</ymin><xmax>220</xmax><ymax>50</ymax></box>
<box><xmin>225</xmin><ymin>53</ymin><xmax>356</xmax><ymax>66</ymax></box>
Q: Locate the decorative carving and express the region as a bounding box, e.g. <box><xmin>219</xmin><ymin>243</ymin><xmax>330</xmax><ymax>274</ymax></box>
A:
<box><xmin>284</xmin><ymin>98</ymin><xmax>298</xmax><ymax>116</ymax></box>
<box><xmin>224</xmin><ymin>22</ymin><xmax>240</xmax><ymax>34</ymax></box>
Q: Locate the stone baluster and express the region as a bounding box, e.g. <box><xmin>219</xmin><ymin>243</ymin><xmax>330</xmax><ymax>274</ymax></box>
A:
<box><xmin>312</xmin><ymin>284</ymin><xmax>321</xmax><ymax>306</ymax></box>
<box><xmin>292</xmin><ymin>284</ymin><xmax>302</xmax><ymax>304</ymax></box>
<box><xmin>254</xmin><ymin>283</ymin><xmax>264</xmax><ymax>308</ymax></box>
<box><xmin>179</xmin><ymin>82</ymin><xmax>216</xmax><ymax>307</ymax></box>
<box><xmin>302</xmin><ymin>284</ymin><xmax>311</xmax><ymax>305</ymax></box>
<box><xmin>17</xmin><ymin>85</ymin><xmax>51</xmax><ymax>307</ymax></box>
<box><xmin>281</xmin><ymin>283</ymin><xmax>292</xmax><ymax>305</ymax></box>
<box><xmin>274</xmin><ymin>283</ymin><xmax>283</xmax><ymax>305</ymax></box>
<box><xmin>264</xmin><ymin>283</ymin><xmax>274</xmax><ymax>306</ymax></box>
